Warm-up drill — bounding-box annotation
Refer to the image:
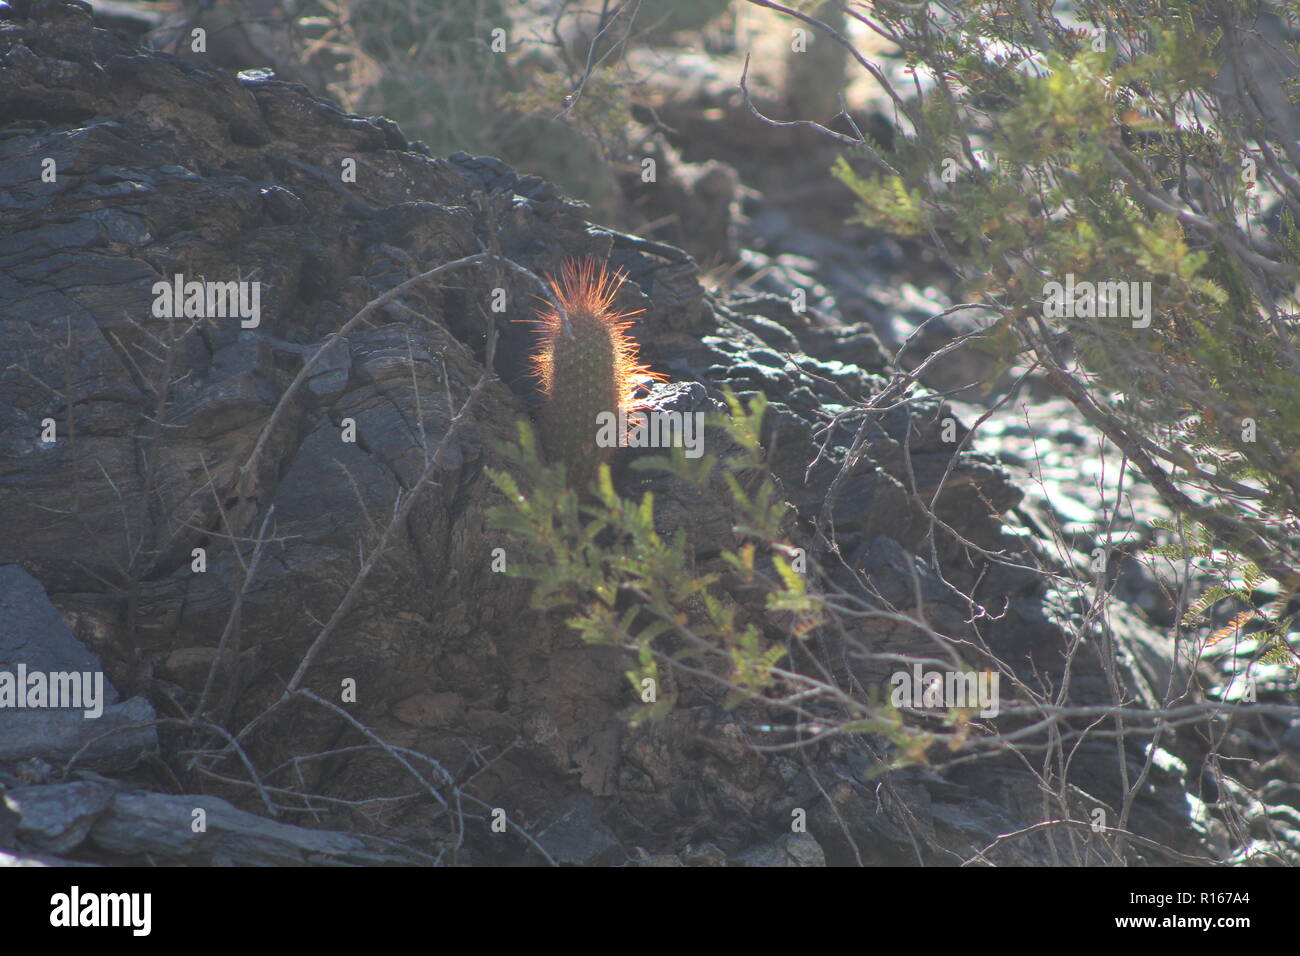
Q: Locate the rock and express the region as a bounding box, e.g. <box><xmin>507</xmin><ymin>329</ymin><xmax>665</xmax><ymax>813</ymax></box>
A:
<box><xmin>0</xmin><ymin>696</ymin><xmax>158</xmax><ymax>770</ymax></box>
<box><xmin>680</xmin><ymin>842</ymin><xmax>728</xmax><ymax>866</ymax></box>
<box><xmin>88</xmin><ymin>791</ymin><xmax>428</xmax><ymax>866</ymax></box>
<box><xmin>8</xmin><ymin>779</ymin><xmax>117</xmax><ymax>853</ymax></box>
<box><xmin>0</xmin><ymin>0</ymin><xmax>1276</xmax><ymax>869</ymax></box>
<box><xmin>0</xmin><ymin>565</ymin><xmax>120</xmax><ymax>702</ymax></box>
<box><xmin>733</xmin><ymin>832</ymin><xmax>826</xmax><ymax>867</ymax></box>
<box><xmin>532</xmin><ymin>793</ymin><xmax>623</xmax><ymax>866</ymax></box>
<box><xmin>0</xmin><ymin>849</ymin><xmax>97</xmax><ymax>867</ymax></box>
<box><xmin>0</xmin><ymin>566</ymin><xmax>156</xmax><ymax>771</ymax></box>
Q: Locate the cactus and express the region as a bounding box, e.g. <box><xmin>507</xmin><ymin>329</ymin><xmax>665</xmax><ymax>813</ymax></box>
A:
<box><xmin>529</xmin><ymin>259</ymin><xmax>659</xmax><ymax>490</ymax></box>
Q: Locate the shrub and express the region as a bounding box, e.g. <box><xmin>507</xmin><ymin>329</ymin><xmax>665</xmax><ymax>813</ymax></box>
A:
<box><xmin>485</xmin><ymin>394</ymin><xmax>942</xmax><ymax>762</ymax></box>
<box><xmin>802</xmin><ymin>0</ymin><xmax>1300</xmax><ymax>669</ymax></box>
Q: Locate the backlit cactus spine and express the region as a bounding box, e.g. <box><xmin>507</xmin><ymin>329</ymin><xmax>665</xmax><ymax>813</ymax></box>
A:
<box><xmin>529</xmin><ymin>259</ymin><xmax>658</xmax><ymax>490</ymax></box>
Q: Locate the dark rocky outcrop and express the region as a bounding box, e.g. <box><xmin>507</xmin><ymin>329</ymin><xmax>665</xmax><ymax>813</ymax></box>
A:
<box><xmin>2</xmin><ymin>0</ymin><xmax>1296</xmax><ymax>866</ymax></box>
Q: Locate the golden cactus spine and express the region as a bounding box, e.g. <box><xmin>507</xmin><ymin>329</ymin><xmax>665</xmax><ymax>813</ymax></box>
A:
<box><xmin>529</xmin><ymin>259</ymin><xmax>659</xmax><ymax>489</ymax></box>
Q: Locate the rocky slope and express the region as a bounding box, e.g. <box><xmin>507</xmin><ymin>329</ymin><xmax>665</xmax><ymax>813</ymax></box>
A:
<box><xmin>1</xmin><ymin>0</ymin><xmax>1297</xmax><ymax>866</ymax></box>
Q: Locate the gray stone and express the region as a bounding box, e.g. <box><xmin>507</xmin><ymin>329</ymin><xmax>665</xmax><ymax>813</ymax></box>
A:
<box><xmin>532</xmin><ymin>793</ymin><xmax>623</xmax><ymax>866</ymax></box>
<box><xmin>733</xmin><ymin>832</ymin><xmax>826</xmax><ymax>867</ymax></box>
<box><xmin>0</xmin><ymin>849</ymin><xmax>98</xmax><ymax>867</ymax></box>
<box><xmin>89</xmin><ymin>791</ymin><xmax>428</xmax><ymax>866</ymax></box>
<box><xmin>8</xmin><ymin>780</ymin><xmax>118</xmax><ymax>853</ymax></box>
<box><xmin>0</xmin><ymin>565</ymin><xmax>120</xmax><ymax>704</ymax></box>
<box><xmin>0</xmin><ymin>696</ymin><xmax>157</xmax><ymax>770</ymax></box>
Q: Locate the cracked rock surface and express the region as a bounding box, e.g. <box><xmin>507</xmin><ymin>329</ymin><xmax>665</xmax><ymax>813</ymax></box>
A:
<box><xmin>2</xmin><ymin>0</ymin><xmax>1297</xmax><ymax>866</ymax></box>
